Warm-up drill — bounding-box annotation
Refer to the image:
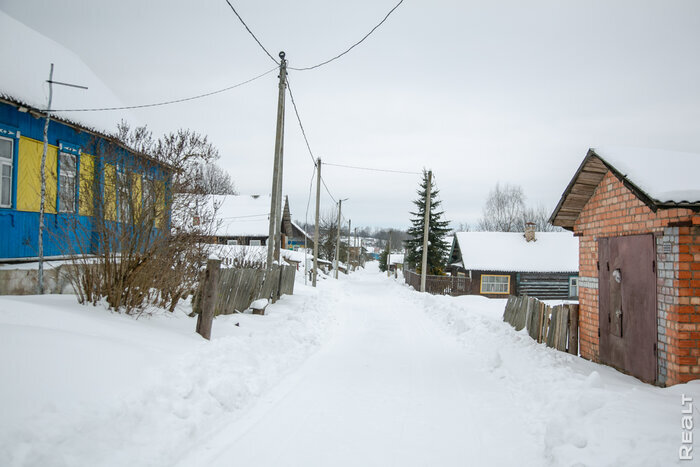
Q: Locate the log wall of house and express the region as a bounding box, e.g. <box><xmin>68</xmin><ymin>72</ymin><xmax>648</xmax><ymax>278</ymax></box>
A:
<box><xmin>518</xmin><ymin>272</ymin><xmax>575</xmax><ymax>300</ymax></box>
<box><xmin>574</xmin><ymin>171</ymin><xmax>700</xmax><ymax>386</ymax></box>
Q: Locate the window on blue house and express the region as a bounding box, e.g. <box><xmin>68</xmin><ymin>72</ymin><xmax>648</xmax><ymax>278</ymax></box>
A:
<box><xmin>59</xmin><ymin>152</ymin><xmax>77</xmax><ymax>213</ymax></box>
<box><xmin>0</xmin><ymin>137</ymin><xmax>13</xmax><ymax>208</ymax></box>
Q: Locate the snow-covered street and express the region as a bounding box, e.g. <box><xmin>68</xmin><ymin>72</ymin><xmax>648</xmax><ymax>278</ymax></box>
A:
<box><xmin>2</xmin><ymin>264</ymin><xmax>698</xmax><ymax>466</ymax></box>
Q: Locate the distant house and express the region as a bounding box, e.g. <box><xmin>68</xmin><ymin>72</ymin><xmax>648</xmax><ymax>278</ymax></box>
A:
<box><xmin>550</xmin><ymin>147</ymin><xmax>700</xmax><ymax>386</ymax></box>
<box><xmin>448</xmin><ymin>226</ymin><xmax>579</xmax><ymax>300</ymax></box>
<box><xmin>388</xmin><ymin>253</ymin><xmax>404</xmax><ymax>272</ymax></box>
<box><xmin>201</xmin><ymin>194</ymin><xmax>311</xmax><ymax>250</ymax></box>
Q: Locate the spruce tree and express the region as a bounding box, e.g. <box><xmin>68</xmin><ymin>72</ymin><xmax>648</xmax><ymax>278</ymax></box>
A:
<box><xmin>405</xmin><ymin>170</ymin><xmax>451</xmax><ymax>275</ymax></box>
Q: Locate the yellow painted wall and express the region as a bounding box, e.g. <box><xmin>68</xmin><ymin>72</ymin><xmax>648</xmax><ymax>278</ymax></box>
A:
<box><xmin>17</xmin><ymin>137</ymin><xmax>57</xmax><ymax>213</ymax></box>
<box><xmin>79</xmin><ymin>153</ymin><xmax>94</xmax><ymax>216</ymax></box>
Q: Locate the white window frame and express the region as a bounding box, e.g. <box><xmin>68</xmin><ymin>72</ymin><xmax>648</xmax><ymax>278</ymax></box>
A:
<box><xmin>480</xmin><ymin>274</ymin><xmax>510</xmax><ymax>294</ymax></box>
<box><xmin>58</xmin><ymin>151</ymin><xmax>77</xmax><ymax>213</ymax></box>
<box><xmin>0</xmin><ymin>136</ymin><xmax>13</xmax><ymax>208</ymax></box>
<box><xmin>249</xmin><ymin>239</ymin><xmax>262</xmax><ymax>246</ymax></box>
<box><xmin>226</xmin><ymin>239</ymin><xmax>238</xmax><ymax>245</ymax></box>
<box><xmin>569</xmin><ymin>276</ymin><xmax>579</xmax><ymax>298</ymax></box>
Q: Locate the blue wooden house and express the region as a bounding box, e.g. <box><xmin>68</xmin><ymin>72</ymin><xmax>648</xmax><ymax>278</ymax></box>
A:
<box><xmin>0</xmin><ymin>96</ymin><xmax>172</xmax><ymax>260</ymax></box>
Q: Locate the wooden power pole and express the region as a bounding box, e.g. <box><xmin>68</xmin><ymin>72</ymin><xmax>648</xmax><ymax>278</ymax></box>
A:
<box><xmin>346</xmin><ymin>219</ymin><xmax>351</xmax><ymax>273</ymax></box>
<box><xmin>312</xmin><ymin>158</ymin><xmax>321</xmax><ymax>287</ymax></box>
<box><xmin>38</xmin><ymin>64</ymin><xmax>86</xmax><ymax>294</ymax></box>
<box><xmin>266</xmin><ymin>52</ymin><xmax>287</xmax><ymax>270</ymax></box>
<box><xmin>334</xmin><ymin>199</ymin><xmax>345</xmax><ymax>279</ymax></box>
<box><xmin>420</xmin><ymin>170</ymin><xmax>432</xmax><ymax>292</ymax></box>
<box><xmin>387</xmin><ymin>230</ymin><xmax>391</xmax><ymax>277</ymax></box>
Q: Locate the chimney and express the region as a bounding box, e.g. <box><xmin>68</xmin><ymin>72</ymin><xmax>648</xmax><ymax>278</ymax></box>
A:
<box><xmin>524</xmin><ymin>222</ymin><xmax>536</xmax><ymax>242</ymax></box>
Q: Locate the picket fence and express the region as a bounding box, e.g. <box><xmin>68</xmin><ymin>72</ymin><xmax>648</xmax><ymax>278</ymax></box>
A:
<box><xmin>503</xmin><ymin>295</ymin><xmax>579</xmax><ymax>355</ymax></box>
<box><xmin>214</xmin><ymin>264</ymin><xmax>296</xmax><ymax>315</ymax></box>
<box><xmin>404</xmin><ymin>270</ymin><xmax>472</xmax><ymax>296</ymax></box>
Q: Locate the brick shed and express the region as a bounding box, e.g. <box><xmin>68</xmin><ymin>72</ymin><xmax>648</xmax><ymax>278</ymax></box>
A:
<box><xmin>550</xmin><ymin>148</ymin><xmax>700</xmax><ymax>386</ymax></box>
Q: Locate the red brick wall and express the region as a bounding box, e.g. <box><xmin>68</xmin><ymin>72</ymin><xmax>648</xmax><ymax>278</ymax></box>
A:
<box><xmin>573</xmin><ymin>171</ymin><xmax>699</xmax><ymax>386</ymax></box>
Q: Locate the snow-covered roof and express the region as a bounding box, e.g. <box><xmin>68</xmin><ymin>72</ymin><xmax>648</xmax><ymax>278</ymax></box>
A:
<box><xmin>210</xmin><ymin>194</ymin><xmax>271</xmax><ymax>238</ymax></box>
<box><xmin>453</xmin><ymin>232</ymin><xmax>578</xmax><ymax>273</ymax></box>
<box><xmin>0</xmin><ymin>11</ymin><xmax>138</xmax><ymax>134</ymax></box>
<box><xmin>592</xmin><ymin>147</ymin><xmax>700</xmax><ymax>204</ymax></box>
<box><xmin>389</xmin><ymin>254</ymin><xmax>404</xmax><ymax>265</ymax></box>
<box><xmin>290</xmin><ymin>220</ymin><xmax>313</xmax><ymax>241</ymax></box>
<box><xmin>551</xmin><ymin>147</ymin><xmax>700</xmax><ymax>229</ymax></box>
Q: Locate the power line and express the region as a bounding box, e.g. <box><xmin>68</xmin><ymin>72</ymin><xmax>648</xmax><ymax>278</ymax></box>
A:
<box><xmin>224</xmin><ymin>0</ymin><xmax>279</xmax><ymax>65</ymax></box>
<box><xmin>323</xmin><ymin>161</ymin><xmax>420</xmax><ymax>175</ymax></box>
<box><xmin>219</xmin><ymin>213</ymin><xmax>269</xmax><ymax>220</ymax></box>
<box><xmin>289</xmin><ymin>0</ymin><xmax>405</xmax><ymax>71</ymax></box>
<box><xmin>305</xmin><ymin>165</ymin><xmax>316</xmax><ymax>226</ymax></box>
<box><xmin>320</xmin><ymin>174</ymin><xmax>337</xmax><ymax>204</ymax></box>
<box><xmin>50</xmin><ymin>67</ymin><xmax>278</xmax><ymax>112</ymax></box>
<box><xmin>286</xmin><ymin>78</ymin><xmax>318</xmax><ymax>167</ymax></box>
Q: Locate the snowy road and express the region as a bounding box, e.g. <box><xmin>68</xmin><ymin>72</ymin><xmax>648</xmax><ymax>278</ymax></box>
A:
<box><xmin>175</xmin><ymin>266</ymin><xmax>694</xmax><ymax>467</ymax></box>
<box><xmin>179</xmin><ymin>270</ymin><xmax>540</xmax><ymax>466</ymax></box>
<box><xmin>3</xmin><ymin>265</ymin><xmax>695</xmax><ymax>466</ymax></box>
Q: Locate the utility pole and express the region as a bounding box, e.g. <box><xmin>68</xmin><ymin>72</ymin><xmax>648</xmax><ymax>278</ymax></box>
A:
<box><xmin>354</xmin><ymin>227</ymin><xmax>358</xmax><ymax>267</ymax></box>
<box><xmin>266</xmin><ymin>51</ymin><xmax>287</xmax><ymax>271</ymax></box>
<box><xmin>420</xmin><ymin>170</ymin><xmax>433</xmax><ymax>292</ymax></box>
<box><xmin>312</xmin><ymin>158</ymin><xmax>321</xmax><ymax>286</ymax></box>
<box><xmin>334</xmin><ymin>198</ymin><xmax>347</xmax><ymax>279</ymax></box>
<box><xmin>38</xmin><ymin>64</ymin><xmax>87</xmax><ymax>294</ymax></box>
<box><xmin>346</xmin><ymin>219</ymin><xmax>351</xmax><ymax>273</ymax></box>
<box><xmin>387</xmin><ymin>230</ymin><xmax>392</xmax><ymax>277</ymax></box>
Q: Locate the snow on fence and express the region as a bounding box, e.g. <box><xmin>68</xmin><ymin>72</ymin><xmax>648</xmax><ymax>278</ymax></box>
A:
<box><xmin>503</xmin><ymin>295</ymin><xmax>579</xmax><ymax>355</ymax></box>
<box><xmin>213</xmin><ymin>264</ymin><xmax>296</xmax><ymax>316</ymax></box>
<box><xmin>404</xmin><ymin>270</ymin><xmax>472</xmax><ymax>296</ymax></box>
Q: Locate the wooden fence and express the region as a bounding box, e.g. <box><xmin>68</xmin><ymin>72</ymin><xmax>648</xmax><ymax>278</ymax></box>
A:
<box><xmin>503</xmin><ymin>295</ymin><xmax>579</xmax><ymax>355</ymax></box>
<box><xmin>404</xmin><ymin>270</ymin><xmax>472</xmax><ymax>296</ymax></box>
<box><xmin>213</xmin><ymin>264</ymin><xmax>296</xmax><ymax>316</ymax></box>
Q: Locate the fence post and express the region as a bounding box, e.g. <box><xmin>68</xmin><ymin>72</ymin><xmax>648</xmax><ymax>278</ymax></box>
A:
<box><xmin>568</xmin><ymin>304</ymin><xmax>579</xmax><ymax>355</ymax></box>
<box><xmin>196</xmin><ymin>258</ymin><xmax>221</xmax><ymax>340</ymax></box>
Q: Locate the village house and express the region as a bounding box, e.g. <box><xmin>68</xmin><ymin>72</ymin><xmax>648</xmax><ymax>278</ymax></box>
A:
<box><xmin>202</xmin><ymin>194</ymin><xmax>311</xmax><ymax>250</ymax></box>
<box><xmin>448</xmin><ymin>226</ymin><xmax>579</xmax><ymax>300</ymax></box>
<box><xmin>550</xmin><ymin>147</ymin><xmax>700</xmax><ymax>386</ymax></box>
<box><xmin>0</xmin><ymin>16</ymin><xmax>171</xmax><ymax>261</ymax></box>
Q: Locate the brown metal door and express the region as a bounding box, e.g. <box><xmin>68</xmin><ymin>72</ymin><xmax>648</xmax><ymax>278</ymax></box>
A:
<box><xmin>598</xmin><ymin>234</ymin><xmax>657</xmax><ymax>383</ymax></box>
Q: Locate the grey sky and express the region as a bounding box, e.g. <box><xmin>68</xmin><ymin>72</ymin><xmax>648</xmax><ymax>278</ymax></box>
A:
<box><xmin>2</xmin><ymin>0</ymin><xmax>699</xmax><ymax>230</ymax></box>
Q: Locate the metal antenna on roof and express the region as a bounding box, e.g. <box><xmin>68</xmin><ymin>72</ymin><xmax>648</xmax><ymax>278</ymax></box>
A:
<box><xmin>37</xmin><ymin>64</ymin><xmax>87</xmax><ymax>294</ymax></box>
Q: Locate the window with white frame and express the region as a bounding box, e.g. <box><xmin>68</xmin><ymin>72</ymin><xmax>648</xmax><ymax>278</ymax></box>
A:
<box><xmin>480</xmin><ymin>274</ymin><xmax>510</xmax><ymax>294</ymax></box>
<box><xmin>249</xmin><ymin>239</ymin><xmax>262</xmax><ymax>246</ymax></box>
<box><xmin>227</xmin><ymin>239</ymin><xmax>238</xmax><ymax>245</ymax></box>
<box><xmin>0</xmin><ymin>137</ymin><xmax>12</xmax><ymax>208</ymax></box>
<box><xmin>58</xmin><ymin>152</ymin><xmax>77</xmax><ymax>212</ymax></box>
<box><xmin>569</xmin><ymin>277</ymin><xmax>579</xmax><ymax>298</ymax></box>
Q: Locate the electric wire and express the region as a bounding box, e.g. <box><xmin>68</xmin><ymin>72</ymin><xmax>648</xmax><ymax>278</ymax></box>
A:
<box><xmin>286</xmin><ymin>78</ymin><xmax>318</xmax><ymax>167</ymax></box>
<box><xmin>224</xmin><ymin>0</ymin><xmax>279</xmax><ymax>65</ymax></box>
<box><xmin>218</xmin><ymin>213</ymin><xmax>269</xmax><ymax>220</ymax></box>
<box><xmin>305</xmin><ymin>165</ymin><xmax>316</xmax><ymax>231</ymax></box>
<box><xmin>288</xmin><ymin>0</ymin><xmax>405</xmax><ymax>71</ymax></box>
<box><xmin>49</xmin><ymin>67</ymin><xmax>278</xmax><ymax>112</ymax></box>
<box><xmin>323</xmin><ymin>162</ymin><xmax>420</xmax><ymax>175</ymax></box>
<box><xmin>320</xmin><ymin>175</ymin><xmax>337</xmax><ymax>204</ymax></box>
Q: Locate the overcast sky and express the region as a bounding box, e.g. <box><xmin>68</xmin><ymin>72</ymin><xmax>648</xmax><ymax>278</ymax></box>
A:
<box><xmin>2</xmin><ymin>0</ymin><xmax>699</xmax><ymax>230</ymax></box>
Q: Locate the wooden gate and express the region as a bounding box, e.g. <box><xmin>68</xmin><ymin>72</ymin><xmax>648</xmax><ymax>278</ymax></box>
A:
<box><xmin>598</xmin><ymin>234</ymin><xmax>657</xmax><ymax>383</ymax></box>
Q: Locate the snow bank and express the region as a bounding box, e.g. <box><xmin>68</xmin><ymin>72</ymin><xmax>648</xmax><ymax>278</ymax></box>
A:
<box><xmin>391</xmin><ymin>275</ymin><xmax>700</xmax><ymax>467</ymax></box>
<box><xmin>0</xmin><ymin>281</ymin><xmax>340</xmax><ymax>466</ymax></box>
